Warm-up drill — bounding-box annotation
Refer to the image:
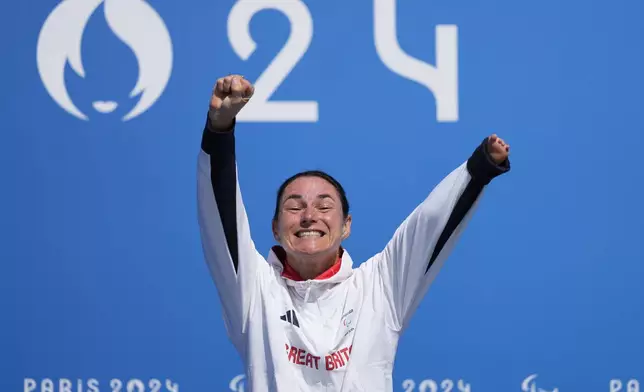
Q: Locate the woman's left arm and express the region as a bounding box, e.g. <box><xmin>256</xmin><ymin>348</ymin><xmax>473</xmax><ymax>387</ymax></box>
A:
<box><xmin>375</xmin><ymin>135</ymin><xmax>511</xmax><ymax>332</ymax></box>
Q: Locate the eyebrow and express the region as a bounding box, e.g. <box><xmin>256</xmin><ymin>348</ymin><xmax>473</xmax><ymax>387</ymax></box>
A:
<box><xmin>283</xmin><ymin>194</ymin><xmax>335</xmax><ymax>204</ymax></box>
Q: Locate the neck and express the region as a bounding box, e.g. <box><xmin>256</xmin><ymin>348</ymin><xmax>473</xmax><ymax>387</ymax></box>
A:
<box><xmin>287</xmin><ymin>250</ymin><xmax>339</xmax><ymax>280</ymax></box>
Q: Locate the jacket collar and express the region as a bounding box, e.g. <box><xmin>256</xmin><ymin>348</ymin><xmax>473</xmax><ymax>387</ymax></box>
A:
<box><xmin>267</xmin><ymin>245</ymin><xmax>354</xmax><ymax>286</ymax></box>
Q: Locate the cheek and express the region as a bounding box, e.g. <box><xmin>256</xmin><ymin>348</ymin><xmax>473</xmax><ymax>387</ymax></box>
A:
<box><xmin>323</xmin><ymin>216</ymin><xmax>344</xmax><ymax>235</ymax></box>
<box><xmin>278</xmin><ymin>216</ymin><xmax>298</xmax><ymax>234</ymax></box>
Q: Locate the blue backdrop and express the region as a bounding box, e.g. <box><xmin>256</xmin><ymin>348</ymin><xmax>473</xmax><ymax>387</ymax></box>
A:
<box><xmin>3</xmin><ymin>0</ymin><xmax>643</xmax><ymax>391</ymax></box>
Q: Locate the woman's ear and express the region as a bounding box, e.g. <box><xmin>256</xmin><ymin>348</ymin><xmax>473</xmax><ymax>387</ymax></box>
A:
<box><xmin>341</xmin><ymin>215</ymin><xmax>352</xmax><ymax>240</ymax></box>
<box><xmin>272</xmin><ymin>219</ymin><xmax>280</xmax><ymax>242</ymax></box>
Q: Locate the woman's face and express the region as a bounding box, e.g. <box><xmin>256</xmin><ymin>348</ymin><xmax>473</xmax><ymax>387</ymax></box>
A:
<box><xmin>273</xmin><ymin>176</ymin><xmax>351</xmax><ymax>259</ymax></box>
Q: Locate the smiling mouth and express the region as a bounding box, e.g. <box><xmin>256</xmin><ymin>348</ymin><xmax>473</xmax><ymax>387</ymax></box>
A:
<box><xmin>295</xmin><ymin>230</ymin><xmax>325</xmax><ymax>238</ymax></box>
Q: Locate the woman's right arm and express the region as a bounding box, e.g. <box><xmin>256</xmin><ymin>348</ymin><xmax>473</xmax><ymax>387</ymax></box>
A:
<box><xmin>196</xmin><ymin>76</ymin><xmax>265</xmax><ymax>348</ymax></box>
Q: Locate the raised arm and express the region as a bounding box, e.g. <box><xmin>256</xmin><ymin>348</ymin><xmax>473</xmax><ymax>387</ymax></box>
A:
<box><xmin>376</xmin><ymin>135</ymin><xmax>511</xmax><ymax>331</ymax></box>
<box><xmin>196</xmin><ymin>75</ymin><xmax>265</xmax><ymax>349</ymax></box>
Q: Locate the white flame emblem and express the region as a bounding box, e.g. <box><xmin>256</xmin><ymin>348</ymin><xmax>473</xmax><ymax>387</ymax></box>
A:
<box><xmin>36</xmin><ymin>0</ymin><xmax>173</xmax><ymax>121</ymax></box>
<box><xmin>229</xmin><ymin>374</ymin><xmax>245</xmax><ymax>392</ymax></box>
<box><xmin>522</xmin><ymin>374</ymin><xmax>559</xmax><ymax>392</ymax></box>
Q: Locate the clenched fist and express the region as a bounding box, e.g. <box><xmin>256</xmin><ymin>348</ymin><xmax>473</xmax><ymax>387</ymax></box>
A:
<box><xmin>487</xmin><ymin>134</ymin><xmax>510</xmax><ymax>164</ymax></box>
<box><xmin>208</xmin><ymin>74</ymin><xmax>255</xmax><ymax>130</ymax></box>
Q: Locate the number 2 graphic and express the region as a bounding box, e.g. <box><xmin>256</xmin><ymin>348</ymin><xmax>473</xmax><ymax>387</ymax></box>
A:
<box><xmin>227</xmin><ymin>0</ymin><xmax>458</xmax><ymax>123</ymax></box>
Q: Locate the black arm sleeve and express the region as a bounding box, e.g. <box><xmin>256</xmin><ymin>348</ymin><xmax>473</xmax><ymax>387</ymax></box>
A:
<box><xmin>200</xmin><ymin>117</ymin><xmax>240</xmax><ymax>272</ymax></box>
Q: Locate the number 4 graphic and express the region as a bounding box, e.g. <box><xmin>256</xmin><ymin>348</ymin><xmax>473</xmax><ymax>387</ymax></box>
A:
<box><xmin>227</xmin><ymin>0</ymin><xmax>458</xmax><ymax>123</ymax></box>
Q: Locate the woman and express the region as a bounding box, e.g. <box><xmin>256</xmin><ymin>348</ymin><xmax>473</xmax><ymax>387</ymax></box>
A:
<box><xmin>197</xmin><ymin>75</ymin><xmax>511</xmax><ymax>391</ymax></box>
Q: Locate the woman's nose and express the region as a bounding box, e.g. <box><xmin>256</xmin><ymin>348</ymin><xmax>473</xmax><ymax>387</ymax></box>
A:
<box><xmin>300</xmin><ymin>208</ymin><xmax>316</xmax><ymax>225</ymax></box>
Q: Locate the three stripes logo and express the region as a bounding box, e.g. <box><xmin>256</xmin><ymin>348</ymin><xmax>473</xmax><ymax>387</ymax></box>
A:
<box><xmin>280</xmin><ymin>309</ymin><xmax>300</xmax><ymax>328</ymax></box>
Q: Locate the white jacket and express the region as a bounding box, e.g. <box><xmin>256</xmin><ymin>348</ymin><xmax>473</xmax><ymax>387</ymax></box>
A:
<box><xmin>196</xmin><ymin>121</ymin><xmax>509</xmax><ymax>391</ymax></box>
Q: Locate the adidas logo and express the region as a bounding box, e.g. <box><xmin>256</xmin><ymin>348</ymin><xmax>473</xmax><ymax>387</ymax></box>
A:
<box><xmin>280</xmin><ymin>310</ymin><xmax>299</xmax><ymax>327</ymax></box>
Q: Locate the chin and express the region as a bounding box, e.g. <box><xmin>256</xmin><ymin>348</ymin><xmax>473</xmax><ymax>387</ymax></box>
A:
<box><xmin>293</xmin><ymin>246</ymin><xmax>326</xmax><ymax>256</ymax></box>
<box><xmin>290</xmin><ymin>242</ymin><xmax>332</xmax><ymax>257</ymax></box>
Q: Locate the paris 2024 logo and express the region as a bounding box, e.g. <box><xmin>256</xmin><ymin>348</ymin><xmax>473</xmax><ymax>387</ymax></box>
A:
<box><xmin>36</xmin><ymin>0</ymin><xmax>173</xmax><ymax>121</ymax></box>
